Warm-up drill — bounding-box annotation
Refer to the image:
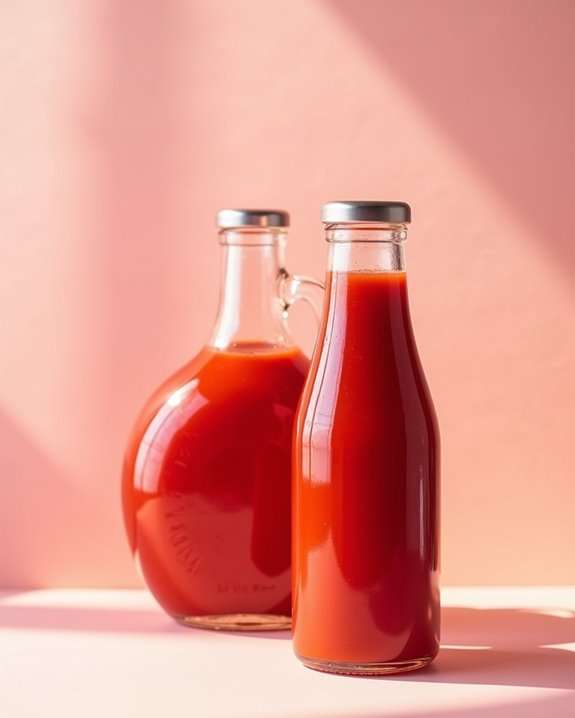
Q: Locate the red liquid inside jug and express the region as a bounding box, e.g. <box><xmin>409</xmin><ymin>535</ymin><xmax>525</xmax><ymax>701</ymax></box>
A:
<box><xmin>123</xmin><ymin>342</ymin><xmax>308</xmax><ymax>627</ymax></box>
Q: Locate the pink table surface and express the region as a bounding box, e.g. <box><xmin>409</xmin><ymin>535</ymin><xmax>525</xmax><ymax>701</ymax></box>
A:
<box><xmin>1</xmin><ymin>587</ymin><xmax>574</xmax><ymax>717</ymax></box>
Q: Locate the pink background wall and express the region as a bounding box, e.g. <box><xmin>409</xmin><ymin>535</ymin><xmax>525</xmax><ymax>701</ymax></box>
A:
<box><xmin>1</xmin><ymin>0</ymin><xmax>573</xmax><ymax>588</ymax></box>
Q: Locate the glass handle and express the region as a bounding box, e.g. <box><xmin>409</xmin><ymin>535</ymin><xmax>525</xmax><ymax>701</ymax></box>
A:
<box><xmin>278</xmin><ymin>268</ymin><xmax>324</xmax><ymax>324</ymax></box>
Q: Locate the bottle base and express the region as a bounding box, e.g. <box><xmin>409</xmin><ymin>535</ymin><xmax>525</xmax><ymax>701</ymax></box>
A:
<box><xmin>176</xmin><ymin>613</ymin><xmax>291</xmax><ymax>632</ymax></box>
<box><xmin>299</xmin><ymin>655</ymin><xmax>435</xmax><ymax>676</ymax></box>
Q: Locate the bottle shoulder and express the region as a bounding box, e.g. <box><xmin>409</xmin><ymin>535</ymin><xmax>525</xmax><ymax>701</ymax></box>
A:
<box><xmin>298</xmin><ymin>338</ymin><xmax>438</xmax><ymax>441</ymax></box>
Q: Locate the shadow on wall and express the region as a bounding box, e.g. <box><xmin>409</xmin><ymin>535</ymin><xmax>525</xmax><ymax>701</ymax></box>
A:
<box><xmin>1</xmin><ymin>596</ymin><xmax>574</xmax><ymax>690</ymax></box>
<box><xmin>326</xmin><ymin>0</ymin><xmax>575</xmax><ymax>278</ymax></box>
<box><xmin>0</xmin><ymin>410</ymin><xmax>106</xmax><ymax>587</ymax></box>
<box><xmin>89</xmin><ymin>0</ymin><xmax>192</xmax><ymax>465</ymax></box>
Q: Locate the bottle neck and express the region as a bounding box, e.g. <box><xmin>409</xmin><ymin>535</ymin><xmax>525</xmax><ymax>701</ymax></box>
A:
<box><xmin>322</xmin><ymin>224</ymin><xmax>414</xmax><ymax>345</ymax></box>
<box><xmin>210</xmin><ymin>229</ymin><xmax>292</xmax><ymax>350</ymax></box>
<box><xmin>325</xmin><ymin>223</ymin><xmax>407</xmax><ymax>273</ymax></box>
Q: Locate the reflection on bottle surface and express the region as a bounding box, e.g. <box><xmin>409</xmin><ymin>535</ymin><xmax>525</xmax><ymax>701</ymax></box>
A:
<box><xmin>123</xmin><ymin>342</ymin><xmax>309</xmax><ymax>625</ymax></box>
<box><xmin>294</xmin><ymin>271</ymin><xmax>440</xmax><ymax>672</ymax></box>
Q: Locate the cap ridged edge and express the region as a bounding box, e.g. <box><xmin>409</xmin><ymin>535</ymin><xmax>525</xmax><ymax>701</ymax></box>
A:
<box><xmin>321</xmin><ymin>201</ymin><xmax>411</xmax><ymax>224</ymax></box>
<box><xmin>217</xmin><ymin>209</ymin><xmax>289</xmax><ymax>229</ymax></box>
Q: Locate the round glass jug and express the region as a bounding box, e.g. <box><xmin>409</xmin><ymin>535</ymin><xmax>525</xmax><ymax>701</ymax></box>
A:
<box><xmin>122</xmin><ymin>209</ymin><xmax>322</xmax><ymax>631</ymax></box>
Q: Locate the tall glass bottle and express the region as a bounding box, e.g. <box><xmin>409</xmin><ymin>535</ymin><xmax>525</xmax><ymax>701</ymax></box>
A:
<box><xmin>293</xmin><ymin>201</ymin><xmax>440</xmax><ymax>672</ymax></box>
<box><xmin>123</xmin><ymin>209</ymin><xmax>321</xmax><ymax>630</ymax></box>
